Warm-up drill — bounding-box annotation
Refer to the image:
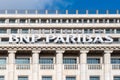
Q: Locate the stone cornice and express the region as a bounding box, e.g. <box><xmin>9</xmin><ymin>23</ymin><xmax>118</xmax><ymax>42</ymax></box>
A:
<box><xmin>0</xmin><ymin>46</ymin><xmax>120</xmax><ymax>51</ymax></box>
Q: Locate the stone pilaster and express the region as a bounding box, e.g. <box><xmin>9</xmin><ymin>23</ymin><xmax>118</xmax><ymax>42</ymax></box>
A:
<box><xmin>8</xmin><ymin>50</ymin><xmax>16</xmax><ymax>80</ymax></box>
<box><xmin>104</xmin><ymin>50</ymin><xmax>113</xmax><ymax>80</ymax></box>
<box><xmin>80</xmin><ymin>50</ymin><xmax>88</xmax><ymax>80</ymax></box>
<box><xmin>32</xmin><ymin>51</ymin><xmax>40</xmax><ymax>80</ymax></box>
<box><xmin>56</xmin><ymin>50</ymin><xmax>64</xmax><ymax>80</ymax></box>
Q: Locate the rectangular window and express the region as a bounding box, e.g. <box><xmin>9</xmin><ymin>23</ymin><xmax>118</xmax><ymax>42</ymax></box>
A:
<box><xmin>18</xmin><ymin>76</ymin><xmax>28</xmax><ymax>80</ymax></box>
<box><xmin>0</xmin><ymin>58</ymin><xmax>6</xmax><ymax>64</ymax></box>
<box><xmin>9</xmin><ymin>19</ymin><xmax>16</xmax><ymax>23</ymax></box>
<box><xmin>95</xmin><ymin>29</ymin><xmax>104</xmax><ymax>34</ymax></box>
<box><xmin>0</xmin><ymin>76</ymin><xmax>4</xmax><ymax>80</ymax></box>
<box><xmin>66</xmin><ymin>76</ymin><xmax>76</xmax><ymax>80</ymax></box>
<box><xmin>42</xmin><ymin>76</ymin><xmax>52</xmax><ymax>80</ymax></box>
<box><xmin>116</xmin><ymin>29</ymin><xmax>120</xmax><ymax>33</ymax></box>
<box><xmin>87</xmin><ymin>58</ymin><xmax>100</xmax><ymax>64</ymax></box>
<box><xmin>73</xmin><ymin>29</ymin><xmax>77</xmax><ymax>34</ymax></box>
<box><xmin>84</xmin><ymin>29</ymin><xmax>93</xmax><ymax>34</ymax></box>
<box><xmin>22</xmin><ymin>29</ymin><xmax>28</xmax><ymax>34</ymax></box>
<box><xmin>1</xmin><ymin>38</ymin><xmax>9</xmax><ymax>42</ymax></box>
<box><xmin>31</xmin><ymin>29</ymin><xmax>39</xmax><ymax>34</ymax></box>
<box><xmin>41</xmin><ymin>19</ymin><xmax>46</xmax><ymax>23</ymax></box>
<box><xmin>30</xmin><ymin>19</ymin><xmax>36</xmax><ymax>23</ymax></box>
<box><xmin>11</xmin><ymin>29</ymin><xmax>18</xmax><ymax>33</ymax></box>
<box><xmin>39</xmin><ymin>58</ymin><xmax>53</xmax><ymax>64</ymax></box>
<box><xmin>0</xmin><ymin>29</ymin><xmax>7</xmax><ymax>34</ymax></box>
<box><xmin>111</xmin><ymin>58</ymin><xmax>120</xmax><ymax>64</ymax></box>
<box><xmin>114</xmin><ymin>76</ymin><xmax>120</xmax><ymax>80</ymax></box>
<box><xmin>90</xmin><ymin>76</ymin><xmax>100</xmax><ymax>80</ymax></box>
<box><xmin>66</xmin><ymin>29</ymin><xmax>71</xmax><ymax>34</ymax></box>
<box><xmin>55</xmin><ymin>29</ymin><xmax>61</xmax><ymax>34</ymax></box>
<box><xmin>0</xmin><ymin>19</ymin><xmax>5</xmax><ymax>23</ymax></box>
<box><xmin>63</xmin><ymin>58</ymin><xmax>77</xmax><ymax>64</ymax></box>
<box><xmin>106</xmin><ymin>29</ymin><xmax>114</xmax><ymax>34</ymax></box>
<box><xmin>44</xmin><ymin>29</ymin><xmax>50</xmax><ymax>34</ymax></box>
<box><xmin>20</xmin><ymin>19</ymin><xmax>26</xmax><ymax>23</ymax></box>
<box><xmin>16</xmin><ymin>58</ymin><xmax>30</xmax><ymax>64</ymax></box>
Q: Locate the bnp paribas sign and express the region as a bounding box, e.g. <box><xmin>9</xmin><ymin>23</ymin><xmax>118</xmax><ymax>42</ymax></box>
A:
<box><xmin>9</xmin><ymin>34</ymin><xmax>113</xmax><ymax>44</ymax></box>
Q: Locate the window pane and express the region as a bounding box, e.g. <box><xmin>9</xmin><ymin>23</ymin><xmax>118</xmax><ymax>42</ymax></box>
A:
<box><xmin>111</xmin><ymin>58</ymin><xmax>120</xmax><ymax>64</ymax></box>
<box><xmin>84</xmin><ymin>29</ymin><xmax>93</xmax><ymax>34</ymax></box>
<box><xmin>66</xmin><ymin>77</ymin><xmax>76</xmax><ymax>80</ymax></box>
<box><xmin>90</xmin><ymin>76</ymin><xmax>100</xmax><ymax>80</ymax></box>
<box><xmin>114</xmin><ymin>76</ymin><xmax>120</xmax><ymax>80</ymax></box>
<box><xmin>0</xmin><ymin>76</ymin><xmax>4</xmax><ymax>80</ymax></box>
<box><xmin>116</xmin><ymin>29</ymin><xmax>120</xmax><ymax>33</ymax></box>
<box><xmin>22</xmin><ymin>29</ymin><xmax>28</xmax><ymax>34</ymax></box>
<box><xmin>0</xmin><ymin>29</ymin><xmax>7</xmax><ymax>33</ymax></box>
<box><xmin>16</xmin><ymin>58</ymin><xmax>30</xmax><ymax>64</ymax></box>
<box><xmin>87</xmin><ymin>58</ymin><xmax>100</xmax><ymax>64</ymax></box>
<box><xmin>9</xmin><ymin>19</ymin><xmax>16</xmax><ymax>23</ymax></box>
<box><xmin>0</xmin><ymin>19</ymin><xmax>5</xmax><ymax>23</ymax></box>
<box><xmin>20</xmin><ymin>19</ymin><xmax>26</xmax><ymax>23</ymax></box>
<box><xmin>63</xmin><ymin>58</ymin><xmax>77</xmax><ymax>64</ymax></box>
<box><xmin>106</xmin><ymin>29</ymin><xmax>114</xmax><ymax>34</ymax></box>
<box><xmin>11</xmin><ymin>29</ymin><xmax>18</xmax><ymax>33</ymax></box>
<box><xmin>18</xmin><ymin>76</ymin><xmax>28</xmax><ymax>80</ymax></box>
<box><xmin>42</xmin><ymin>76</ymin><xmax>52</xmax><ymax>80</ymax></box>
<box><xmin>39</xmin><ymin>58</ymin><xmax>53</xmax><ymax>64</ymax></box>
<box><xmin>0</xmin><ymin>58</ymin><xmax>6</xmax><ymax>64</ymax></box>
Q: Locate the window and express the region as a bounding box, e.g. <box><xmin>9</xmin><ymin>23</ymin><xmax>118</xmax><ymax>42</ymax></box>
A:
<box><xmin>55</xmin><ymin>29</ymin><xmax>61</xmax><ymax>34</ymax></box>
<box><xmin>66</xmin><ymin>76</ymin><xmax>76</xmax><ymax>80</ymax></box>
<box><xmin>39</xmin><ymin>58</ymin><xmax>53</xmax><ymax>64</ymax></box>
<box><xmin>0</xmin><ymin>58</ymin><xmax>6</xmax><ymax>64</ymax></box>
<box><xmin>0</xmin><ymin>76</ymin><xmax>4</xmax><ymax>80</ymax></box>
<box><xmin>116</xmin><ymin>29</ymin><xmax>120</xmax><ymax>33</ymax></box>
<box><xmin>63</xmin><ymin>58</ymin><xmax>77</xmax><ymax>64</ymax></box>
<box><xmin>20</xmin><ymin>19</ymin><xmax>26</xmax><ymax>23</ymax></box>
<box><xmin>66</xmin><ymin>29</ymin><xmax>71</xmax><ymax>34</ymax></box>
<box><xmin>84</xmin><ymin>29</ymin><xmax>93</xmax><ymax>34</ymax></box>
<box><xmin>18</xmin><ymin>76</ymin><xmax>28</xmax><ymax>80</ymax></box>
<box><xmin>94</xmin><ymin>29</ymin><xmax>104</xmax><ymax>34</ymax></box>
<box><xmin>11</xmin><ymin>29</ymin><xmax>18</xmax><ymax>33</ymax></box>
<box><xmin>87</xmin><ymin>58</ymin><xmax>100</xmax><ymax>64</ymax></box>
<box><xmin>0</xmin><ymin>29</ymin><xmax>7</xmax><ymax>33</ymax></box>
<box><xmin>31</xmin><ymin>29</ymin><xmax>39</xmax><ymax>34</ymax></box>
<box><xmin>1</xmin><ymin>38</ymin><xmax>9</xmax><ymax>42</ymax></box>
<box><xmin>114</xmin><ymin>76</ymin><xmax>120</xmax><ymax>80</ymax></box>
<box><xmin>30</xmin><ymin>19</ymin><xmax>36</xmax><ymax>23</ymax></box>
<box><xmin>106</xmin><ymin>29</ymin><xmax>114</xmax><ymax>34</ymax></box>
<box><xmin>41</xmin><ymin>19</ymin><xmax>46</xmax><ymax>23</ymax></box>
<box><xmin>109</xmin><ymin>19</ymin><xmax>114</xmax><ymax>23</ymax></box>
<box><xmin>16</xmin><ymin>58</ymin><xmax>30</xmax><ymax>64</ymax></box>
<box><xmin>73</xmin><ymin>29</ymin><xmax>82</xmax><ymax>34</ymax></box>
<box><xmin>111</xmin><ymin>58</ymin><xmax>120</xmax><ymax>64</ymax></box>
<box><xmin>9</xmin><ymin>19</ymin><xmax>16</xmax><ymax>23</ymax></box>
<box><xmin>90</xmin><ymin>76</ymin><xmax>100</xmax><ymax>80</ymax></box>
<box><xmin>42</xmin><ymin>76</ymin><xmax>52</xmax><ymax>80</ymax></box>
<box><xmin>0</xmin><ymin>19</ymin><xmax>5</xmax><ymax>23</ymax></box>
<box><xmin>44</xmin><ymin>29</ymin><xmax>50</xmax><ymax>34</ymax></box>
<box><xmin>22</xmin><ymin>29</ymin><xmax>28</xmax><ymax>34</ymax></box>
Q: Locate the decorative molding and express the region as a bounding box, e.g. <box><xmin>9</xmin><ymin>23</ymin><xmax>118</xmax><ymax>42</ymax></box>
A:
<box><xmin>0</xmin><ymin>46</ymin><xmax>120</xmax><ymax>51</ymax></box>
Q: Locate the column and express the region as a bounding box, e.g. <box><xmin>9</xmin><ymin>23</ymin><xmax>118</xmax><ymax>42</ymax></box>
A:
<box><xmin>80</xmin><ymin>50</ymin><xmax>88</xmax><ymax>80</ymax></box>
<box><xmin>56</xmin><ymin>50</ymin><xmax>64</xmax><ymax>80</ymax></box>
<box><xmin>8</xmin><ymin>50</ymin><xmax>16</xmax><ymax>80</ymax></box>
<box><xmin>32</xmin><ymin>51</ymin><xmax>40</xmax><ymax>80</ymax></box>
<box><xmin>104</xmin><ymin>50</ymin><xmax>113</xmax><ymax>80</ymax></box>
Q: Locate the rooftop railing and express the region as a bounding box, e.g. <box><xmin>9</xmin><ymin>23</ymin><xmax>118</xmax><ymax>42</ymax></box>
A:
<box><xmin>0</xmin><ymin>10</ymin><xmax>119</xmax><ymax>14</ymax></box>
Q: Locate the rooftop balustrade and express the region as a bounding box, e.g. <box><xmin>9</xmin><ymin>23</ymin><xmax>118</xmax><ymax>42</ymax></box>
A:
<box><xmin>0</xmin><ymin>10</ymin><xmax>119</xmax><ymax>14</ymax></box>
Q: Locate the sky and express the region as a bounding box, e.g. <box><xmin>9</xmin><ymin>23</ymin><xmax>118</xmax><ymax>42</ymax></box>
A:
<box><xmin>0</xmin><ymin>0</ymin><xmax>120</xmax><ymax>10</ymax></box>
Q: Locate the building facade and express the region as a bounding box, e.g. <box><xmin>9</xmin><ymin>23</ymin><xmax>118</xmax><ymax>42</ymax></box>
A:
<box><xmin>0</xmin><ymin>10</ymin><xmax>120</xmax><ymax>80</ymax></box>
